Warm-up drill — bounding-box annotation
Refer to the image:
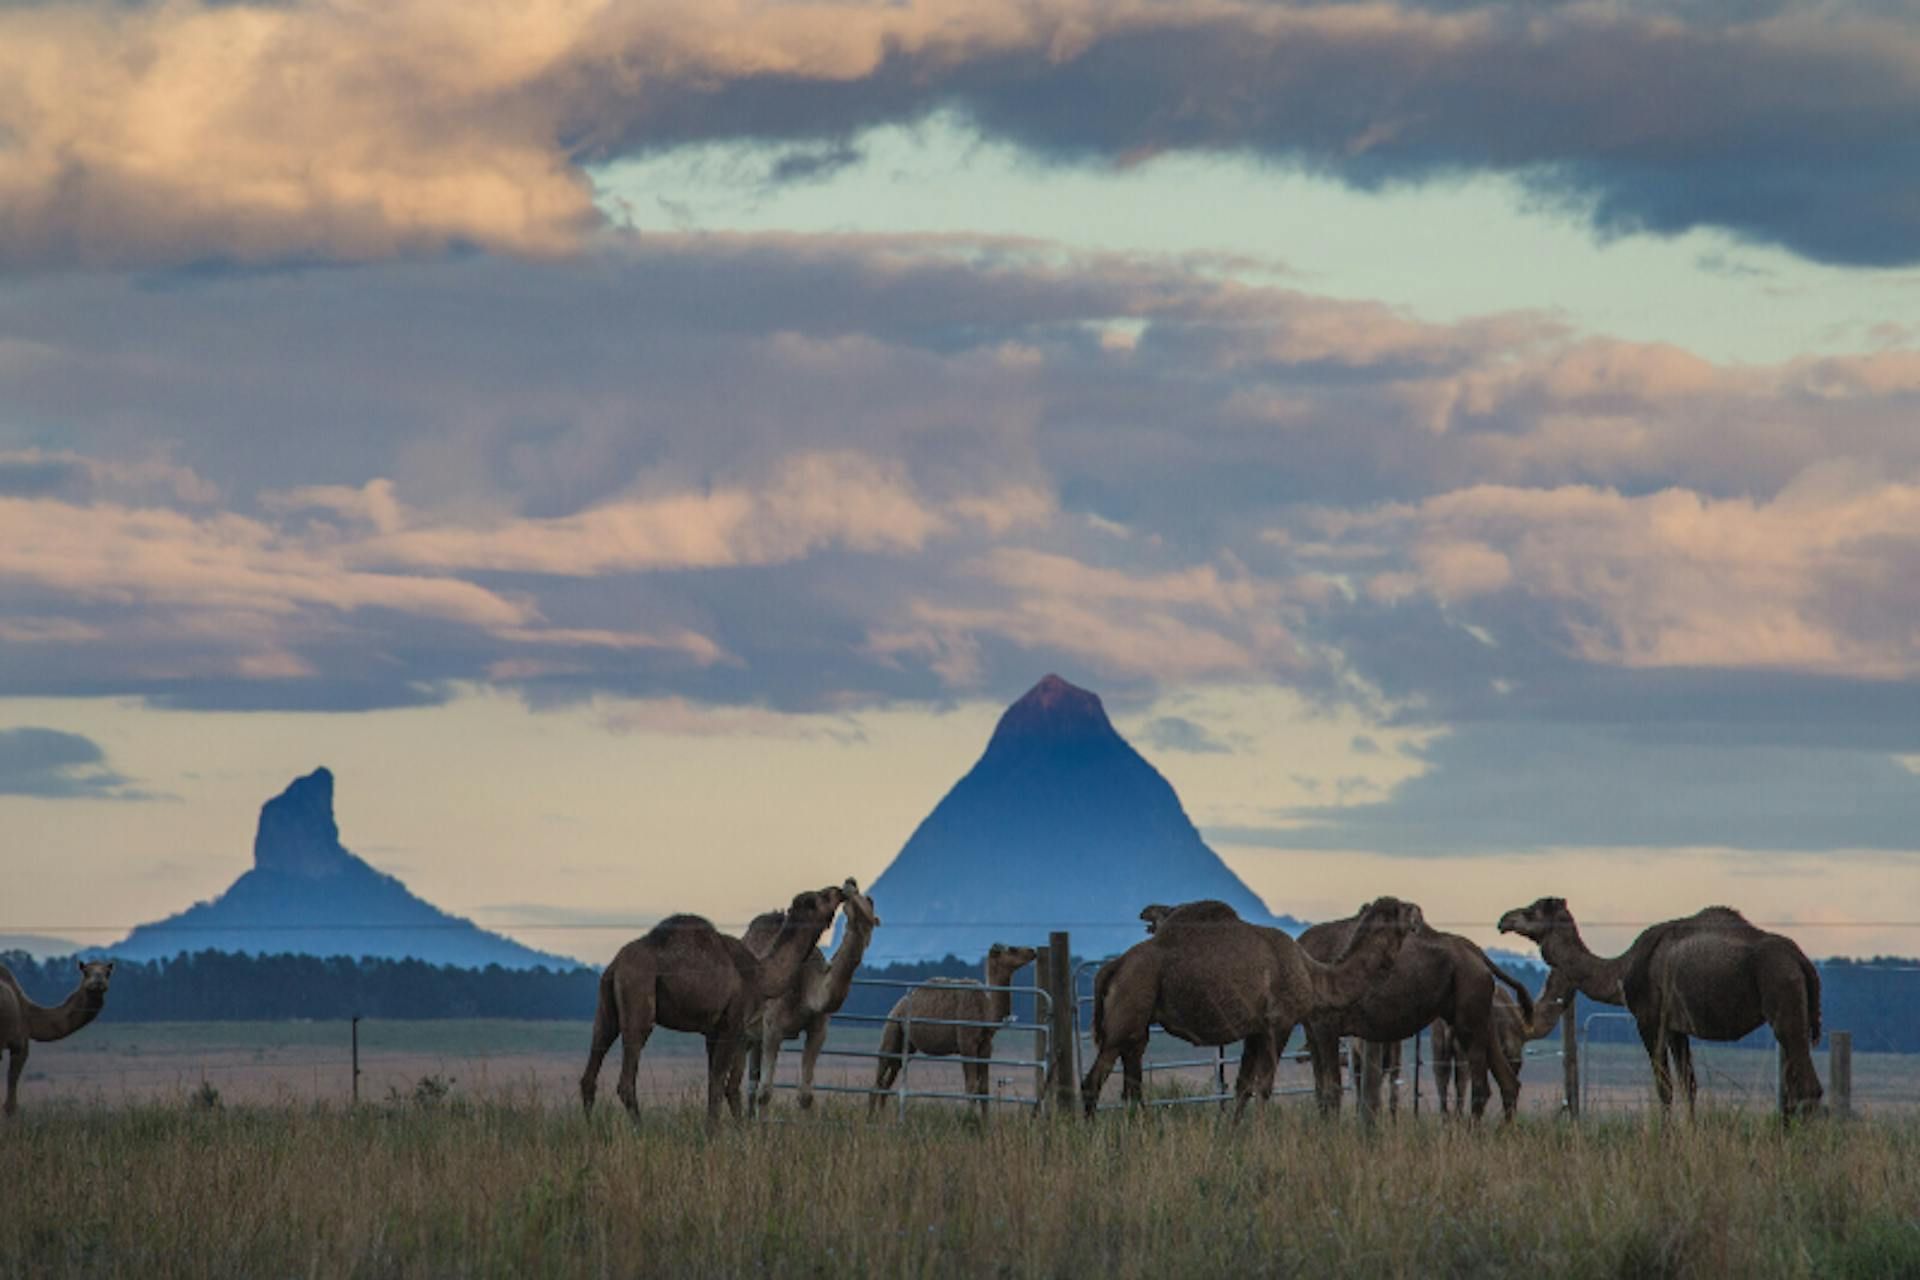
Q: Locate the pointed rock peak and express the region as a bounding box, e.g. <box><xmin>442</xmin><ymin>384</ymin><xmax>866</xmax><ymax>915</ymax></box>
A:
<box><xmin>988</xmin><ymin>674</ymin><xmax>1119</xmax><ymax>749</ymax></box>
<box><xmin>253</xmin><ymin>766</ymin><xmax>350</xmax><ymax>879</ymax></box>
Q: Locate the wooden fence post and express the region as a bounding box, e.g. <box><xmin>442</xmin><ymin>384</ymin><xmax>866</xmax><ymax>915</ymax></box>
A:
<box><xmin>1047</xmin><ymin>931</ymin><xmax>1077</xmax><ymax>1112</ymax></box>
<box><xmin>1032</xmin><ymin>944</ymin><xmax>1052</xmax><ymax>1106</ymax></box>
<box><xmin>1354</xmin><ymin>1040</ymin><xmax>1376</xmax><ymax>1127</ymax></box>
<box><xmin>351</xmin><ymin>1015</ymin><xmax>361</xmax><ymax>1107</ymax></box>
<box><xmin>1830</xmin><ymin>1030</ymin><xmax>1852</xmax><ymax>1120</ymax></box>
<box><xmin>1563</xmin><ymin>1003</ymin><xmax>1580</xmax><ymax>1119</ymax></box>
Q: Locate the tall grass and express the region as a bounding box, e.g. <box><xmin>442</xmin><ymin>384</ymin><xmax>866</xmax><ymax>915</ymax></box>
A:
<box><xmin>3</xmin><ymin>1101</ymin><xmax>1917</xmax><ymax>1278</ymax></box>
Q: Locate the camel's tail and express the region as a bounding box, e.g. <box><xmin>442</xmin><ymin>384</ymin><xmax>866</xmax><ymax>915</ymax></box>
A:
<box><xmin>592</xmin><ymin>967</ymin><xmax>620</xmax><ymax>1048</ymax></box>
<box><xmin>1797</xmin><ymin>950</ymin><xmax>1823</xmax><ymax>1046</ymax></box>
<box><xmin>1463</xmin><ymin>939</ymin><xmax>1535</xmax><ymax>1026</ymax></box>
<box><xmin>1091</xmin><ymin>959</ymin><xmax>1118</xmax><ymax>1049</ymax></box>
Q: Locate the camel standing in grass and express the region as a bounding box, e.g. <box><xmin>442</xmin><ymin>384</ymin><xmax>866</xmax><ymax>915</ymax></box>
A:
<box><xmin>1499</xmin><ymin>897</ymin><xmax>1823</xmax><ymax>1117</ymax></box>
<box><xmin>1298</xmin><ymin>909</ymin><xmax>1534</xmax><ymax>1123</ymax></box>
<box><xmin>743</xmin><ymin>878</ymin><xmax>881</xmax><ymax>1114</ymax></box>
<box><xmin>868</xmin><ymin>944</ymin><xmax>1037</xmax><ymax>1119</ymax></box>
<box><xmin>581</xmin><ymin>885</ymin><xmax>845</xmax><ymax>1121</ymax></box>
<box><xmin>1430</xmin><ymin>985</ymin><xmax>1532</xmax><ymax>1114</ymax></box>
<box><xmin>1083</xmin><ymin>897</ymin><xmax>1423</xmax><ymax>1120</ymax></box>
<box><xmin>2</xmin><ymin>960</ymin><xmax>114</xmax><ymax>1117</ymax></box>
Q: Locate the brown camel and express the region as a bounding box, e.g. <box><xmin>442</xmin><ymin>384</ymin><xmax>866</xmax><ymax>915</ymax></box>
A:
<box><xmin>743</xmin><ymin>877</ymin><xmax>881</xmax><ymax>1114</ymax></box>
<box><xmin>2</xmin><ymin>960</ymin><xmax>114</xmax><ymax>1117</ymax></box>
<box><xmin>1299</xmin><ymin>909</ymin><xmax>1535</xmax><ymax>1123</ymax></box>
<box><xmin>1498</xmin><ymin>897</ymin><xmax>1823</xmax><ymax>1117</ymax></box>
<box><xmin>581</xmin><ymin>885</ymin><xmax>845</xmax><ymax>1121</ymax></box>
<box><xmin>1082</xmin><ymin>897</ymin><xmax>1424</xmax><ymax>1120</ymax></box>
<box><xmin>1430</xmin><ymin>984</ymin><xmax>1532</xmax><ymax>1115</ymax></box>
<box><xmin>868</xmin><ymin>944</ymin><xmax>1037</xmax><ymax>1119</ymax></box>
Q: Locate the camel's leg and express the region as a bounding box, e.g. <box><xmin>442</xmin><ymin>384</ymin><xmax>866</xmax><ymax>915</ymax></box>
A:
<box><xmin>1486</xmin><ymin>1032</ymin><xmax>1522</xmax><ymax>1123</ymax></box>
<box><xmin>3</xmin><ymin>1040</ymin><xmax>25</xmax><ymax>1118</ymax></box>
<box><xmin>797</xmin><ymin>1019</ymin><xmax>828</xmax><ymax>1112</ymax></box>
<box><xmin>752</xmin><ymin>1024</ymin><xmax>784</xmax><ymax>1117</ymax></box>
<box><xmin>724</xmin><ymin>1038</ymin><xmax>749</xmax><ymax>1119</ymax></box>
<box><xmin>1119</xmin><ymin>1046</ymin><xmax>1145</xmax><ymax>1109</ymax></box>
<box><xmin>615</xmin><ymin>991</ymin><xmax>655</xmax><ymax>1118</ymax></box>
<box><xmin>1666</xmin><ymin>1032</ymin><xmax>1698</xmax><ymax>1118</ymax></box>
<box><xmin>703</xmin><ymin>1034</ymin><xmax>738</xmax><ymax>1122</ymax></box>
<box><xmin>1080</xmin><ymin>1040</ymin><xmax>1122</xmax><ymax>1118</ymax></box>
<box><xmin>580</xmin><ymin>980</ymin><xmax>620</xmax><ymax>1114</ymax></box>
<box><xmin>744</xmin><ymin>1037</ymin><xmax>765</xmax><ymax>1117</ymax></box>
<box><xmin>966</xmin><ymin>1051</ymin><xmax>990</xmax><ymax>1123</ymax></box>
<box><xmin>1434</xmin><ymin>1039</ymin><xmax>1454</xmax><ymax>1116</ymax></box>
<box><xmin>1236</xmin><ymin>1034</ymin><xmax>1273</xmax><ymax>1116</ymax></box>
<box><xmin>871</xmin><ymin>1020</ymin><xmax>904</xmax><ymax>1117</ymax></box>
<box><xmin>1636</xmin><ymin>1014</ymin><xmax>1675</xmax><ymax>1111</ymax></box>
<box><xmin>1306</xmin><ymin>1022</ymin><xmax>1343</xmax><ymax>1116</ymax></box>
<box><xmin>1463</xmin><ymin>1034</ymin><xmax>1493</xmax><ymax>1122</ymax></box>
<box><xmin>1761</xmin><ymin>971</ymin><xmax>1825</xmax><ymax>1119</ymax></box>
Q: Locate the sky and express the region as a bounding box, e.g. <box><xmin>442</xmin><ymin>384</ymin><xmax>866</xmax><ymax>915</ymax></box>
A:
<box><xmin>5</xmin><ymin>0</ymin><xmax>1920</xmax><ymax>967</ymax></box>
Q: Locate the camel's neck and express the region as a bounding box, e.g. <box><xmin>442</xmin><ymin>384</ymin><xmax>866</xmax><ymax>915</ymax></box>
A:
<box><xmin>984</xmin><ymin>967</ymin><xmax>1018</xmax><ymax>1024</ymax></box>
<box><xmin>812</xmin><ymin>916</ymin><xmax>874</xmax><ymax>1015</ymax></box>
<box><xmin>1540</xmin><ymin>925</ymin><xmax>1628</xmax><ymax>1006</ymax></box>
<box><xmin>1305</xmin><ymin>929</ymin><xmax>1402</xmax><ymax>1012</ymax></box>
<box><xmin>25</xmin><ymin>986</ymin><xmax>105</xmax><ymax>1042</ymax></box>
<box><xmin>758</xmin><ymin>922</ymin><xmax>826</xmax><ymax>997</ymax></box>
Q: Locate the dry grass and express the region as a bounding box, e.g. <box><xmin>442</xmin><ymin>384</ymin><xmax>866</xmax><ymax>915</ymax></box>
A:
<box><xmin>3</xmin><ymin>1100</ymin><xmax>1918</xmax><ymax>1278</ymax></box>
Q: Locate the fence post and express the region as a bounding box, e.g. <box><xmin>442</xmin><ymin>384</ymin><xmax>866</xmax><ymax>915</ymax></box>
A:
<box><xmin>1830</xmin><ymin>1030</ymin><xmax>1852</xmax><ymax>1120</ymax></box>
<box><xmin>1354</xmin><ymin>1040</ymin><xmax>1376</xmax><ymax>1127</ymax></box>
<box><xmin>351</xmin><ymin>1015</ymin><xmax>361</xmax><ymax>1107</ymax></box>
<box><xmin>1412</xmin><ymin>1029</ymin><xmax>1422</xmax><ymax>1116</ymax></box>
<box><xmin>1033</xmin><ymin>944</ymin><xmax>1053</xmax><ymax>1106</ymax></box>
<box><xmin>1047</xmin><ymin>931</ymin><xmax>1076</xmax><ymax>1112</ymax></box>
<box><xmin>1562</xmin><ymin>1003</ymin><xmax>1579</xmax><ymax>1119</ymax></box>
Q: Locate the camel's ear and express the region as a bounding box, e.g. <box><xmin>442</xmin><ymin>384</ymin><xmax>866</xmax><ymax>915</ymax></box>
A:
<box><xmin>105</xmin><ymin>961</ymin><xmax>115</xmax><ymax>975</ymax></box>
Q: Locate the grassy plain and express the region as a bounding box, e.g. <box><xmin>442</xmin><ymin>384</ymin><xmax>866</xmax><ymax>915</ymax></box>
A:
<box><xmin>3</xmin><ymin>1098</ymin><xmax>1919</xmax><ymax>1278</ymax></box>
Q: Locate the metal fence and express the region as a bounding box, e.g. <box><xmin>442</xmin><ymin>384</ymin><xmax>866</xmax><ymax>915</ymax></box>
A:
<box><xmin>752</xmin><ymin>976</ymin><xmax>1054</xmax><ymax>1117</ymax></box>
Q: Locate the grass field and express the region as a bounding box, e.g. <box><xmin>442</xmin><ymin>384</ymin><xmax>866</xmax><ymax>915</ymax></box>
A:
<box><xmin>3</xmin><ymin>1098</ymin><xmax>1918</xmax><ymax>1278</ymax></box>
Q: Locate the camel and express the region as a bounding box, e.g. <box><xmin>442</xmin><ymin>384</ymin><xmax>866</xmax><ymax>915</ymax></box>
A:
<box><xmin>1082</xmin><ymin>897</ymin><xmax>1424</xmax><ymax>1120</ymax></box>
<box><xmin>1298</xmin><ymin>908</ymin><xmax>1535</xmax><ymax>1123</ymax></box>
<box><xmin>742</xmin><ymin>877</ymin><xmax>881</xmax><ymax>1114</ymax></box>
<box><xmin>868</xmin><ymin>944</ymin><xmax>1037</xmax><ymax>1120</ymax></box>
<box><xmin>1498</xmin><ymin>897</ymin><xmax>1823</xmax><ymax>1117</ymax></box>
<box><xmin>1430</xmin><ymin>984</ymin><xmax>1530</xmax><ymax>1115</ymax></box>
<box><xmin>580</xmin><ymin>885</ymin><xmax>845</xmax><ymax>1121</ymax></box>
<box><xmin>2</xmin><ymin>959</ymin><xmax>114</xmax><ymax>1117</ymax></box>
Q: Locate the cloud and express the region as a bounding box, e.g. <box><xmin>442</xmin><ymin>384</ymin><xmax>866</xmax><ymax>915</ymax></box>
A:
<box><xmin>1136</xmin><ymin>715</ymin><xmax>1233</xmax><ymax>755</ymax></box>
<box><xmin>0</xmin><ymin>727</ymin><xmax>147</xmax><ymax>799</ymax></box>
<box><xmin>5</xmin><ymin>2</ymin><xmax>1920</xmax><ymax>269</ymax></box>
<box><xmin>1222</xmin><ymin>722</ymin><xmax>1920</xmax><ymax>855</ymax></box>
<box><xmin>6</xmin><ymin>230</ymin><xmax>1920</xmax><ymax>733</ymax></box>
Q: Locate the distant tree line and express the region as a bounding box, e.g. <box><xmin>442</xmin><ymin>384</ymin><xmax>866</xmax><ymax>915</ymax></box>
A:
<box><xmin>4</xmin><ymin>949</ymin><xmax>1916</xmax><ymax>1053</ymax></box>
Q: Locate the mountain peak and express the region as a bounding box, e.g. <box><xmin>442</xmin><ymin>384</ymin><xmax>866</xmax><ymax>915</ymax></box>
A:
<box><xmin>253</xmin><ymin>766</ymin><xmax>349</xmax><ymax>878</ymax></box>
<box><xmin>989</xmin><ymin>674</ymin><xmax>1116</xmax><ymax>748</ymax></box>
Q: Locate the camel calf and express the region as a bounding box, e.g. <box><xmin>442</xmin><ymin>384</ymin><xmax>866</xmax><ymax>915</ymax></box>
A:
<box><xmin>869</xmin><ymin>944</ymin><xmax>1037</xmax><ymax>1119</ymax></box>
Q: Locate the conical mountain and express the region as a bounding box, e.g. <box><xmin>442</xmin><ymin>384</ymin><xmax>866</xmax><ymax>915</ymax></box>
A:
<box><xmin>862</xmin><ymin>675</ymin><xmax>1296</xmax><ymax>965</ymax></box>
<box><xmin>110</xmin><ymin>768</ymin><xmax>577</xmax><ymax>970</ymax></box>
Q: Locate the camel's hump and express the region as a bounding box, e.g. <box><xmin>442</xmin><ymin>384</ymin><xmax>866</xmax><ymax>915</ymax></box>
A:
<box><xmin>644</xmin><ymin>914</ymin><xmax>720</xmax><ymax>945</ymax></box>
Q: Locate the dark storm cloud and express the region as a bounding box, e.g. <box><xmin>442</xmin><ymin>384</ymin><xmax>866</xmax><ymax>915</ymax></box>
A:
<box><xmin>1214</xmin><ymin>722</ymin><xmax>1920</xmax><ymax>855</ymax></box>
<box><xmin>0</xmin><ymin>728</ymin><xmax>146</xmax><ymax>798</ymax></box>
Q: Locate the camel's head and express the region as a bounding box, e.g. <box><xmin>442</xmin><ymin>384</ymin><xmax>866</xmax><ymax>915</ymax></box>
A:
<box><xmin>839</xmin><ymin>877</ymin><xmax>880</xmax><ymax>930</ymax></box>
<box><xmin>1498</xmin><ymin>897</ymin><xmax>1573</xmax><ymax>943</ymax></box>
<box><xmin>77</xmin><ymin>959</ymin><xmax>114</xmax><ymax>995</ymax></box>
<box><xmin>986</xmin><ymin>943</ymin><xmax>1038</xmax><ymax>983</ymax></box>
<box><xmin>786</xmin><ymin>886</ymin><xmax>847</xmax><ymax>934</ymax></box>
<box><xmin>1139</xmin><ymin>904</ymin><xmax>1174</xmax><ymax>936</ymax></box>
